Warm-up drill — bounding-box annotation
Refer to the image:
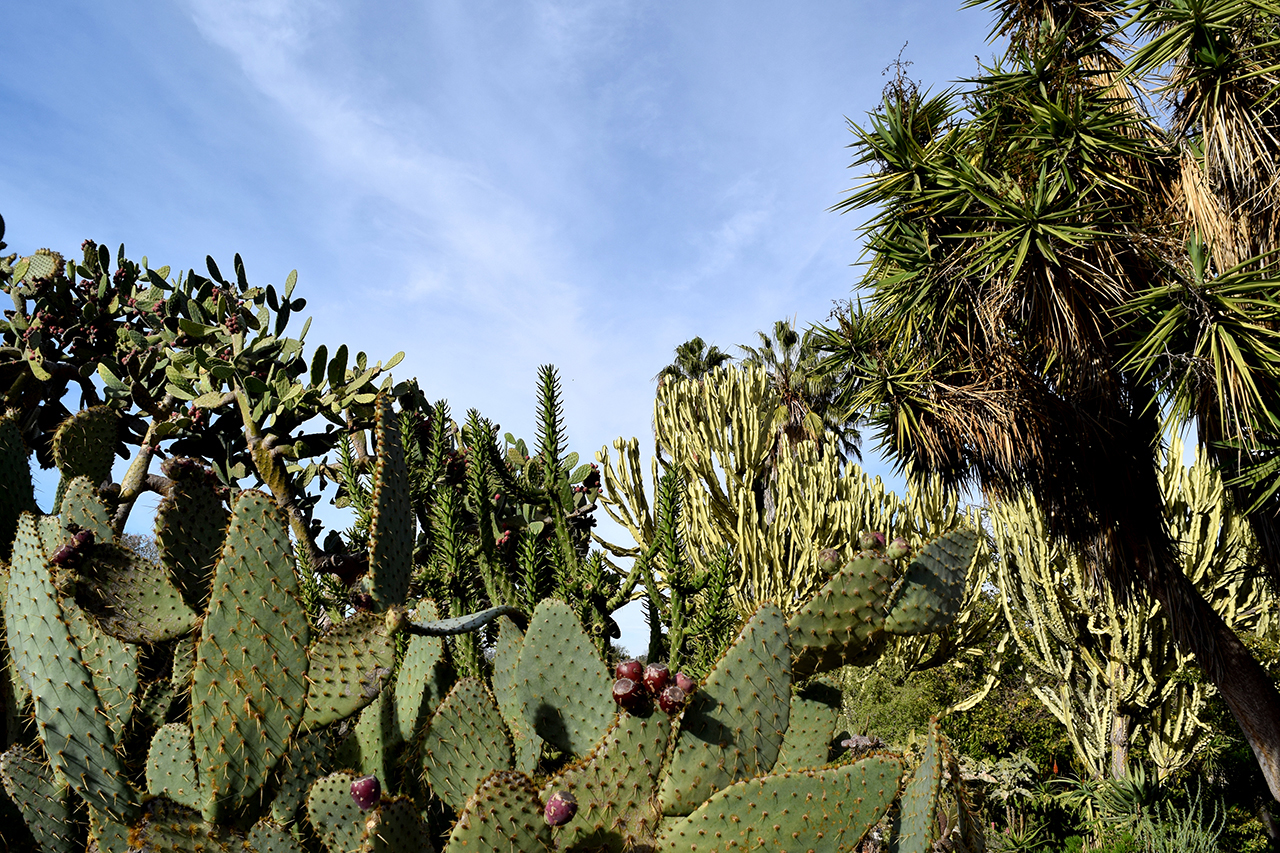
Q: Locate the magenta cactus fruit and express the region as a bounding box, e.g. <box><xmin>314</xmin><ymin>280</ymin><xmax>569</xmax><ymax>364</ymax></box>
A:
<box><xmin>544</xmin><ymin>790</ymin><xmax>578</xmax><ymax>827</ymax></box>
<box><xmin>886</xmin><ymin>537</ymin><xmax>911</xmax><ymax>559</ymax></box>
<box><xmin>612</xmin><ymin>677</ymin><xmax>645</xmax><ymax>711</ymax></box>
<box><xmin>350</xmin><ymin>775</ymin><xmax>381</xmax><ymax>811</ymax></box>
<box><xmin>858</xmin><ymin>530</ymin><xmax>886</xmax><ymax>551</ymax></box>
<box><xmin>675</xmin><ymin>671</ymin><xmax>697</xmax><ymax>694</ymax></box>
<box><xmin>643</xmin><ymin>662</ymin><xmax>669</xmax><ymax>694</ymax></box>
<box><xmin>657</xmin><ymin>684</ymin><xmax>686</xmax><ymax>714</ymax></box>
<box><xmin>615</xmin><ymin>659</ymin><xmax>643</xmax><ymax>682</ymax></box>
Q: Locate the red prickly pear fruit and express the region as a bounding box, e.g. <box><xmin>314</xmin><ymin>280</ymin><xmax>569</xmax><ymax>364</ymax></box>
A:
<box><xmin>615</xmin><ymin>659</ymin><xmax>643</xmax><ymax>682</ymax></box>
<box><xmin>817</xmin><ymin>548</ymin><xmax>841</xmax><ymax>574</ymax></box>
<box><xmin>675</xmin><ymin>671</ymin><xmax>697</xmax><ymax>694</ymax></box>
<box><xmin>612</xmin><ymin>678</ymin><xmax>645</xmax><ymax>711</ymax></box>
<box><xmin>544</xmin><ymin>790</ymin><xmax>578</xmax><ymax>827</ymax></box>
<box><xmin>643</xmin><ymin>662</ymin><xmax>669</xmax><ymax>694</ymax></box>
<box><xmin>350</xmin><ymin>775</ymin><xmax>381</xmax><ymax>811</ymax></box>
<box><xmin>50</xmin><ymin>544</ymin><xmax>77</xmax><ymax>567</ymax></box>
<box><xmin>859</xmin><ymin>530</ymin><xmax>886</xmax><ymax>551</ymax></box>
<box><xmin>71</xmin><ymin>529</ymin><xmax>94</xmax><ymax>549</ymax></box>
<box><xmin>658</xmin><ymin>684</ymin><xmax>687</xmax><ymax>714</ymax></box>
<box><xmin>886</xmin><ymin>537</ymin><xmax>911</xmax><ymax>559</ymax></box>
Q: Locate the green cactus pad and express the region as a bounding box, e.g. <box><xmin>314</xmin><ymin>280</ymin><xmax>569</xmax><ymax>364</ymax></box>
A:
<box><xmin>269</xmin><ymin>728</ymin><xmax>331</xmax><ymax>825</ymax></box>
<box><xmin>0</xmin><ymin>744</ymin><xmax>83</xmax><ymax>853</ymax></box>
<box><xmin>515</xmin><ymin>599</ymin><xmax>613</xmax><ymax>758</ymax></box>
<box><xmin>367</xmin><ymin>395</ymin><xmax>414</xmax><ymax>610</ymax></box>
<box><xmin>58</xmin><ymin>475</ymin><xmax>114</xmax><ymax>542</ymax></box>
<box><xmin>62</xmin><ymin>591</ymin><xmax>140</xmax><ymax>739</ymax></box>
<box><xmin>51</xmin><ymin>407</ymin><xmax>119</xmax><ymax>511</ymax></box>
<box><xmin>421</xmin><ymin>677</ymin><xmax>513</xmax><ymax>812</ymax></box>
<box><xmin>247</xmin><ymin>819</ymin><xmax>306</xmax><ymax>853</ymax></box>
<box><xmin>306</xmin><ymin>770</ymin><xmax>367</xmax><ymax>853</ymax></box>
<box><xmin>303</xmin><ymin>610</ymin><xmax>398</xmax><ymax>730</ymax></box>
<box><xmin>0</xmin><ymin>417</ymin><xmax>34</xmax><ymax>561</ymax></box>
<box><xmin>136</xmin><ymin>677</ymin><xmax>180</xmax><ymax>728</ymax></box>
<box><xmin>0</xmin><ymin>568</ymin><xmax>33</xmax><ymax>741</ymax></box>
<box><xmin>359</xmin><ymin>796</ymin><xmax>429</xmax><ymax>853</ymax></box>
<box><xmin>146</xmin><ymin>723</ymin><xmax>202</xmax><ymax>810</ymax></box>
<box><xmin>74</xmin><ymin>542</ymin><xmax>199</xmax><ymax>642</ymax></box>
<box><xmin>788</xmin><ymin>552</ymin><xmax>896</xmax><ymax>680</ymax></box>
<box><xmin>773</xmin><ymin>679</ymin><xmax>843</xmax><ymax>773</ymax></box>
<box><xmin>88</xmin><ymin>806</ymin><xmax>132</xmax><ymax>853</ymax></box>
<box><xmin>659</xmin><ymin>602</ymin><xmax>792</xmax><ymax>817</ymax></box>
<box><xmin>542</xmin><ymin>708</ymin><xmax>671</xmax><ymax>852</ymax></box>
<box><xmin>155</xmin><ymin>473</ymin><xmax>230</xmax><ymax>611</ymax></box>
<box><xmin>5</xmin><ymin>513</ymin><xmax>138</xmax><ymax>822</ymax></box>
<box><xmin>656</xmin><ymin>755</ymin><xmax>905</xmax><ymax>853</ymax></box>
<box><xmin>883</xmin><ymin>528</ymin><xmax>978</xmax><ymax>636</ymax></box>
<box><xmin>393</xmin><ymin>600</ymin><xmax>453</xmax><ymax>744</ymax></box>
<box><xmin>191</xmin><ymin>490</ymin><xmax>311</xmax><ymax>822</ymax></box>
<box><xmin>131</xmin><ymin>799</ymin><xmax>241</xmax><ymax>853</ymax></box>
<box><xmin>491</xmin><ymin>615</ymin><xmax>540</xmax><ymax>773</ymax></box>
<box><xmin>891</xmin><ymin>717</ymin><xmax>945</xmax><ymax>853</ymax></box>
<box><xmin>442</xmin><ymin>770</ymin><xmax>553</xmax><ymax>853</ymax></box>
<box><xmin>335</xmin><ymin>691</ymin><xmax>398</xmax><ymax>789</ymax></box>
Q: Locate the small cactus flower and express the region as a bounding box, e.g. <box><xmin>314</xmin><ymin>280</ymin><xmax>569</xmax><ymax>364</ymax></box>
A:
<box><xmin>675</xmin><ymin>671</ymin><xmax>697</xmax><ymax>694</ymax></box>
<box><xmin>817</xmin><ymin>548</ymin><xmax>841</xmax><ymax>574</ymax></box>
<box><xmin>615</xmin><ymin>659</ymin><xmax>643</xmax><ymax>682</ymax></box>
<box><xmin>658</xmin><ymin>685</ymin><xmax>687</xmax><ymax>714</ymax></box>
<box><xmin>544</xmin><ymin>791</ymin><xmax>578</xmax><ymax>827</ymax></box>
<box><xmin>885</xmin><ymin>537</ymin><xmax>910</xmax><ymax>559</ymax></box>
<box><xmin>858</xmin><ymin>530</ymin><xmax>886</xmax><ymax>551</ymax></box>
<box><xmin>350</xmin><ymin>775</ymin><xmax>381</xmax><ymax>811</ymax></box>
<box><xmin>612</xmin><ymin>677</ymin><xmax>645</xmax><ymax>711</ymax></box>
<box><xmin>643</xmin><ymin>662</ymin><xmax>669</xmax><ymax>694</ymax></box>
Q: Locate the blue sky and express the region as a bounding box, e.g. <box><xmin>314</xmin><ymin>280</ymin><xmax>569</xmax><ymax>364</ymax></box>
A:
<box><xmin>4</xmin><ymin>0</ymin><xmax>993</xmax><ymax>649</ymax></box>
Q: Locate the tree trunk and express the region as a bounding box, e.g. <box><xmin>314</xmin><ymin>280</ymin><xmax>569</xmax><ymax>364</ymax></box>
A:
<box><xmin>1156</xmin><ymin>566</ymin><xmax>1280</xmax><ymax>801</ymax></box>
<box><xmin>1109</xmin><ymin>708</ymin><xmax>1131</xmax><ymax>781</ymax></box>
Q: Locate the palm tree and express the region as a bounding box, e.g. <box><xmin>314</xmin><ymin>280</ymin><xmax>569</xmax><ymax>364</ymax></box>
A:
<box><xmin>654</xmin><ymin>337</ymin><xmax>733</xmax><ymax>385</ymax></box>
<box><xmin>815</xmin><ymin>0</ymin><xmax>1280</xmax><ymax>797</ymax></box>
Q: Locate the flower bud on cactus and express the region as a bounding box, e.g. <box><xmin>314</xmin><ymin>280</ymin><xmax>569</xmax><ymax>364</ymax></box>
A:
<box><xmin>350</xmin><ymin>775</ymin><xmax>381</xmax><ymax>811</ymax></box>
<box><xmin>612</xmin><ymin>678</ymin><xmax>645</xmax><ymax>711</ymax></box>
<box><xmin>544</xmin><ymin>791</ymin><xmax>578</xmax><ymax>827</ymax></box>
<box><xmin>858</xmin><ymin>530</ymin><xmax>886</xmax><ymax>551</ymax></box>
<box><xmin>675</xmin><ymin>671</ymin><xmax>697</xmax><ymax>694</ymax></box>
<box><xmin>615</xmin><ymin>659</ymin><xmax>643</xmax><ymax>682</ymax></box>
<box><xmin>885</xmin><ymin>537</ymin><xmax>910</xmax><ymax>559</ymax></box>
<box><xmin>643</xmin><ymin>662</ymin><xmax>669</xmax><ymax>694</ymax></box>
<box><xmin>658</xmin><ymin>684</ymin><xmax>686</xmax><ymax>714</ymax></box>
<box><xmin>817</xmin><ymin>548</ymin><xmax>841</xmax><ymax>574</ymax></box>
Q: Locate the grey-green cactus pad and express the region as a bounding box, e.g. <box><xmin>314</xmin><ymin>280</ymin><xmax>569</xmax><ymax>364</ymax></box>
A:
<box><xmin>303</xmin><ymin>610</ymin><xmax>398</xmax><ymax>730</ymax></box>
<box><xmin>515</xmin><ymin>599</ymin><xmax>613</xmax><ymax>758</ymax></box>
<box><xmin>74</xmin><ymin>542</ymin><xmax>199</xmax><ymax>642</ymax></box>
<box><xmin>146</xmin><ymin>722</ymin><xmax>201</xmax><ymax>810</ymax></box>
<box><xmin>0</xmin><ymin>744</ymin><xmax>82</xmax><ymax>853</ymax></box>
<box><xmin>367</xmin><ymin>395</ymin><xmax>414</xmax><ymax>609</ymax></box>
<box><xmin>359</xmin><ymin>796</ymin><xmax>429</xmax><ymax>853</ymax></box>
<box><xmin>0</xmin><ymin>416</ymin><xmax>33</xmax><ymax>561</ymax></box>
<box><xmin>884</xmin><ymin>528</ymin><xmax>978</xmax><ymax>636</ymax></box>
<box><xmin>421</xmin><ymin>677</ymin><xmax>513</xmax><ymax>812</ymax></box>
<box><xmin>132</xmin><ymin>799</ymin><xmax>241</xmax><ymax>853</ymax></box>
<box><xmin>306</xmin><ymin>770</ymin><xmax>367</xmax><ymax>853</ymax></box>
<box><xmin>788</xmin><ymin>552</ymin><xmax>896</xmax><ymax>680</ymax></box>
<box><xmin>491</xmin><ymin>615</ymin><xmax>540</xmax><ymax>773</ymax></box>
<box><xmin>443</xmin><ymin>771</ymin><xmax>554</xmax><ymax>853</ymax></box>
<box><xmin>892</xmin><ymin>716</ymin><xmax>946</xmax><ymax>853</ymax></box>
<box><xmin>659</xmin><ymin>602</ymin><xmax>792</xmax><ymax>817</ymax></box>
<box><xmin>392</xmin><ymin>599</ymin><xmax>452</xmax><ymax>744</ymax></box>
<box><xmin>773</xmin><ymin>680</ymin><xmax>843</xmax><ymax>773</ymax></box>
<box><xmin>155</xmin><ymin>473</ymin><xmax>229</xmax><ymax>611</ymax></box>
<box><xmin>657</xmin><ymin>755</ymin><xmax>905</xmax><ymax>853</ymax></box>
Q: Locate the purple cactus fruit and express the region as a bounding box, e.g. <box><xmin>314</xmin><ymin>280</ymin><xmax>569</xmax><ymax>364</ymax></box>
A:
<box><xmin>544</xmin><ymin>790</ymin><xmax>578</xmax><ymax>827</ymax></box>
<box><xmin>885</xmin><ymin>537</ymin><xmax>911</xmax><ymax>559</ymax></box>
<box><xmin>71</xmin><ymin>529</ymin><xmax>94</xmax><ymax>549</ymax></box>
<box><xmin>657</xmin><ymin>684</ymin><xmax>687</xmax><ymax>715</ymax></box>
<box><xmin>612</xmin><ymin>677</ymin><xmax>645</xmax><ymax>711</ymax></box>
<box><xmin>858</xmin><ymin>530</ymin><xmax>886</xmax><ymax>551</ymax></box>
<box><xmin>615</xmin><ymin>659</ymin><xmax>643</xmax><ymax>682</ymax></box>
<box><xmin>817</xmin><ymin>547</ymin><xmax>841</xmax><ymax>574</ymax></box>
<box><xmin>643</xmin><ymin>662</ymin><xmax>669</xmax><ymax>695</ymax></box>
<box><xmin>50</xmin><ymin>543</ymin><xmax>77</xmax><ymax>567</ymax></box>
<box><xmin>675</xmin><ymin>671</ymin><xmax>697</xmax><ymax>694</ymax></box>
<box><xmin>350</xmin><ymin>775</ymin><xmax>381</xmax><ymax>811</ymax></box>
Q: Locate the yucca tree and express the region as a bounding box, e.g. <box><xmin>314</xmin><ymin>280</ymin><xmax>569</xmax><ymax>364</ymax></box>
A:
<box><xmin>815</xmin><ymin>0</ymin><xmax>1280</xmax><ymax>798</ymax></box>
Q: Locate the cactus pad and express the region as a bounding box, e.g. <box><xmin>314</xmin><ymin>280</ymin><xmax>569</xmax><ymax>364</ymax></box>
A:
<box><xmin>51</xmin><ymin>407</ymin><xmax>119</xmax><ymax>511</ymax></box>
<box><xmin>421</xmin><ymin>677</ymin><xmax>513</xmax><ymax>812</ymax></box>
<box><xmin>0</xmin><ymin>744</ymin><xmax>83</xmax><ymax>853</ymax></box>
<box><xmin>146</xmin><ymin>723</ymin><xmax>201</xmax><ymax>810</ymax></box>
<box><xmin>191</xmin><ymin>490</ymin><xmax>311</xmax><ymax>822</ymax></box>
<box><xmin>515</xmin><ymin>599</ymin><xmax>613</xmax><ymax>758</ymax></box>
<box><xmin>5</xmin><ymin>513</ymin><xmax>137</xmax><ymax>822</ymax></box>
<box><xmin>892</xmin><ymin>716</ymin><xmax>945</xmax><ymax>853</ymax></box>
<box><xmin>61</xmin><ymin>583</ymin><xmax>139</xmax><ymax>739</ymax></box>
<box><xmin>58</xmin><ymin>475</ymin><xmax>114</xmax><ymax>542</ymax></box>
<box><xmin>659</xmin><ymin>602</ymin><xmax>792</xmax><ymax>816</ymax></box>
<box><xmin>392</xmin><ymin>599</ymin><xmax>452</xmax><ymax>744</ymax></box>
<box><xmin>306</xmin><ymin>770</ymin><xmax>367</xmax><ymax>853</ymax></box>
<box><xmin>773</xmin><ymin>679</ymin><xmax>843</xmax><ymax>773</ymax></box>
<box><xmin>0</xmin><ymin>416</ymin><xmax>33</xmax><ymax>561</ymax></box>
<box><xmin>359</xmin><ymin>796</ymin><xmax>430</xmax><ymax>853</ymax></box>
<box><xmin>883</xmin><ymin>528</ymin><xmax>978</xmax><ymax>636</ymax></box>
<box><xmin>247</xmin><ymin>819</ymin><xmax>306</xmax><ymax>853</ymax></box>
<box><xmin>131</xmin><ymin>799</ymin><xmax>241</xmax><ymax>853</ymax></box>
<box><xmin>788</xmin><ymin>552</ymin><xmax>896</xmax><ymax>680</ymax></box>
<box><xmin>657</xmin><ymin>755</ymin><xmax>905</xmax><ymax>853</ymax></box>
<box><xmin>303</xmin><ymin>610</ymin><xmax>398</xmax><ymax>729</ymax></box>
<box><xmin>442</xmin><ymin>771</ymin><xmax>554</xmax><ymax>853</ymax></box>
<box><xmin>74</xmin><ymin>542</ymin><xmax>199</xmax><ymax>642</ymax></box>
<box><xmin>492</xmin><ymin>615</ymin><xmax>540</xmax><ymax>773</ymax></box>
<box><xmin>155</xmin><ymin>473</ymin><xmax>229</xmax><ymax>611</ymax></box>
<box><xmin>542</xmin><ymin>707</ymin><xmax>671</xmax><ymax>852</ymax></box>
<box><xmin>367</xmin><ymin>395</ymin><xmax>414</xmax><ymax>609</ymax></box>
<box><xmin>269</xmin><ymin>727</ymin><xmax>332</xmax><ymax>825</ymax></box>
<box><xmin>335</xmin><ymin>692</ymin><xmax>399</xmax><ymax>790</ymax></box>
